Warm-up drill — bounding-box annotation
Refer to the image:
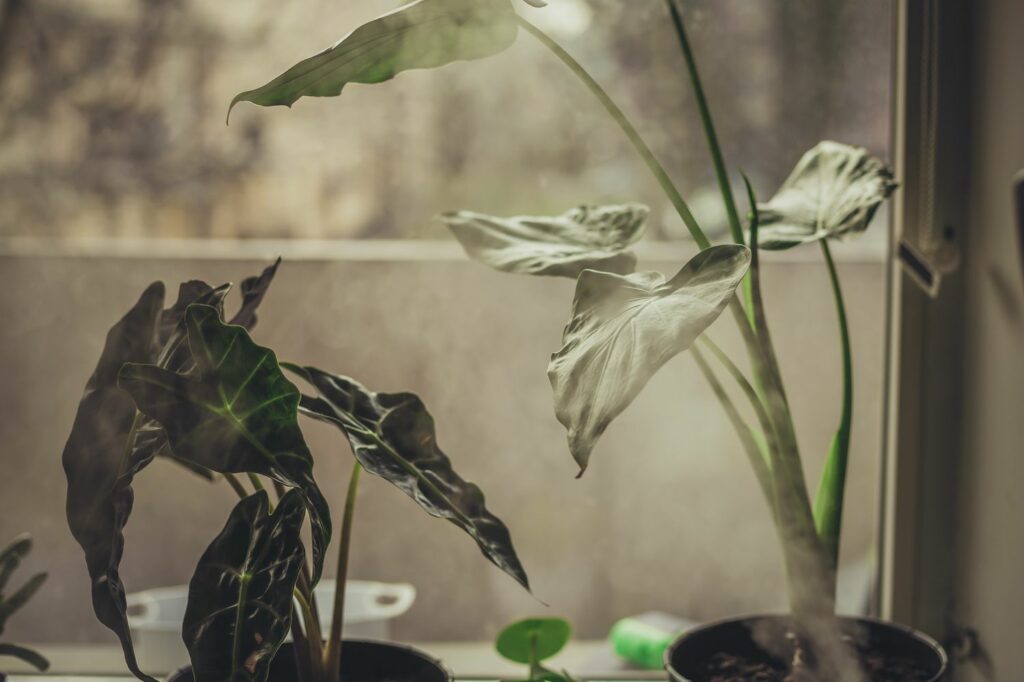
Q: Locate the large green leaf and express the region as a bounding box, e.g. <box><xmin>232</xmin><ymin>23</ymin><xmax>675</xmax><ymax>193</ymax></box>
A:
<box><xmin>756</xmin><ymin>141</ymin><xmax>896</xmax><ymax>250</ymax></box>
<box><xmin>287</xmin><ymin>365</ymin><xmax>531</xmax><ymax>592</ymax></box>
<box><xmin>118</xmin><ymin>305</ymin><xmax>331</xmax><ymax>582</ymax></box>
<box><xmin>228</xmin><ymin>0</ymin><xmax>519</xmax><ymax>120</ymax></box>
<box><xmin>184</xmin><ymin>490</ymin><xmax>306</xmax><ymax>682</ymax></box>
<box><xmin>442</xmin><ymin>205</ymin><xmax>649</xmax><ymax>278</ymax></box>
<box><xmin>549</xmin><ymin>245</ymin><xmax>751</xmax><ymax>473</ymax></box>
<box><xmin>62</xmin><ymin>282</ymin><xmax>165</xmax><ymax>682</ymax></box>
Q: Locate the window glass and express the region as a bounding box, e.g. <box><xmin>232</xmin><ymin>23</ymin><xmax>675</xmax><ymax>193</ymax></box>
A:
<box><xmin>0</xmin><ymin>0</ymin><xmax>893</xmax><ymax>677</ymax></box>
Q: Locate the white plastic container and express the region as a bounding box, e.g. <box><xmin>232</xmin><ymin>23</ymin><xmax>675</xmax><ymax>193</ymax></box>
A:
<box><xmin>126</xmin><ymin>580</ymin><xmax>416</xmax><ymax>674</ymax></box>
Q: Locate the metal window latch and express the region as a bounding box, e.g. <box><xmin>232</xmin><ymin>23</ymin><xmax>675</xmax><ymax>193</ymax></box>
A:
<box><xmin>1015</xmin><ymin>170</ymin><xmax>1024</xmax><ymax>293</ymax></box>
<box><xmin>944</xmin><ymin>626</ymin><xmax>996</xmax><ymax>678</ymax></box>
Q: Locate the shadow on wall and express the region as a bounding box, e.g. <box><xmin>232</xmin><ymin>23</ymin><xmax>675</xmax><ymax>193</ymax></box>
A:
<box><xmin>0</xmin><ymin>253</ymin><xmax>885</xmax><ymax>644</ymax></box>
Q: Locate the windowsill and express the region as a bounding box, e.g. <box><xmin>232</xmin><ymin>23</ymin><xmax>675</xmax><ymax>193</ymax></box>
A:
<box><xmin>1</xmin><ymin>641</ymin><xmax>665</xmax><ymax>681</ymax></box>
<box><xmin>0</xmin><ymin>236</ymin><xmax>886</xmax><ymax>264</ymax></box>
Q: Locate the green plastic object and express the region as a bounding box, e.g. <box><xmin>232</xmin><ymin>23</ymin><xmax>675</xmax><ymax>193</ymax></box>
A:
<box><xmin>609</xmin><ymin>613</ymin><xmax>692</xmax><ymax>670</ymax></box>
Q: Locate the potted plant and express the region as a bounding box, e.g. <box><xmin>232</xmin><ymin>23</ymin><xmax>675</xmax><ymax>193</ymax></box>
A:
<box><xmin>0</xmin><ymin>534</ymin><xmax>49</xmax><ymax>675</ymax></box>
<box><xmin>230</xmin><ymin>0</ymin><xmax>949</xmax><ymax>680</ymax></box>
<box><xmin>62</xmin><ymin>261</ymin><xmax>531</xmax><ymax>682</ymax></box>
<box><xmin>494</xmin><ymin>617</ymin><xmax>578</xmax><ymax>682</ymax></box>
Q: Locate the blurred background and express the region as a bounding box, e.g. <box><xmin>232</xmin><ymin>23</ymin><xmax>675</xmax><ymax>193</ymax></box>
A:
<box><xmin>0</xmin><ymin>0</ymin><xmax>893</xmax><ymax>664</ymax></box>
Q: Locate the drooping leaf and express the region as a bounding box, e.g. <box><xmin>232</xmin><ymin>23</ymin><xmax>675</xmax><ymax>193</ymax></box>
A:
<box><xmin>117</xmin><ymin>305</ymin><xmax>331</xmax><ymax>582</ymax></box>
<box><xmin>442</xmin><ymin>204</ymin><xmax>649</xmax><ymax>278</ymax></box>
<box><xmin>228</xmin><ymin>0</ymin><xmax>519</xmax><ymax>120</ymax></box>
<box><xmin>548</xmin><ymin>245</ymin><xmax>751</xmax><ymax>473</ymax></box>
<box><xmin>496</xmin><ymin>617</ymin><xmax>572</xmax><ymax>664</ymax></box>
<box><xmin>183</xmin><ymin>490</ymin><xmax>306</xmax><ymax>682</ymax></box>
<box><xmin>756</xmin><ymin>141</ymin><xmax>897</xmax><ymax>250</ymax></box>
<box><xmin>287</xmin><ymin>365</ymin><xmax>531</xmax><ymax>592</ymax></box>
<box><xmin>0</xmin><ymin>643</ymin><xmax>50</xmax><ymax>671</ymax></box>
<box><xmin>62</xmin><ymin>282</ymin><xmax>165</xmax><ymax>682</ymax></box>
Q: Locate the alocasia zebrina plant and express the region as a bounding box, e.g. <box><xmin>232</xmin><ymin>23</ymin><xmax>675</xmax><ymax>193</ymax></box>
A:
<box><xmin>62</xmin><ymin>261</ymin><xmax>531</xmax><ymax>682</ymax></box>
<box><xmin>232</xmin><ymin>0</ymin><xmax>895</xmax><ymax>677</ymax></box>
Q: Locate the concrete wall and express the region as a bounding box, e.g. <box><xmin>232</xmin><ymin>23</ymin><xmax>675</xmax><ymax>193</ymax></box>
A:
<box><xmin>952</xmin><ymin>0</ymin><xmax>1024</xmax><ymax>679</ymax></box>
<box><xmin>0</xmin><ymin>250</ymin><xmax>885</xmax><ymax>645</ymax></box>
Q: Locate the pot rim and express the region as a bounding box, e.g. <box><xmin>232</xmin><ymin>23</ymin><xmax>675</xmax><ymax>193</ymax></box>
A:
<box><xmin>167</xmin><ymin>638</ymin><xmax>454</xmax><ymax>682</ymax></box>
<box><xmin>662</xmin><ymin>612</ymin><xmax>948</xmax><ymax>682</ymax></box>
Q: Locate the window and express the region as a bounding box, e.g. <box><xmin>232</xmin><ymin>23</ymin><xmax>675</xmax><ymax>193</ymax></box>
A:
<box><xmin>0</xmin><ymin>1</ymin><xmax>895</xmax><ymax>678</ymax></box>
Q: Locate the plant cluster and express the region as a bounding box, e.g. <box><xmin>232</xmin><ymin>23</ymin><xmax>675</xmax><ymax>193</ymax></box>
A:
<box><xmin>231</xmin><ymin>0</ymin><xmax>895</xmax><ymax>676</ymax></box>
<box><xmin>62</xmin><ymin>261</ymin><xmax>530</xmax><ymax>682</ymax></box>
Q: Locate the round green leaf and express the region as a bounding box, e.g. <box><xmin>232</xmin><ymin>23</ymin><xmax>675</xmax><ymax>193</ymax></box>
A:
<box><xmin>496</xmin><ymin>618</ymin><xmax>572</xmax><ymax>664</ymax></box>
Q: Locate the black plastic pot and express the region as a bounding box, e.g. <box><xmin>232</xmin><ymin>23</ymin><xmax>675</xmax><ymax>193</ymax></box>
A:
<box><xmin>167</xmin><ymin>639</ymin><xmax>451</xmax><ymax>682</ymax></box>
<box><xmin>665</xmin><ymin>615</ymin><xmax>947</xmax><ymax>682</ymax></box>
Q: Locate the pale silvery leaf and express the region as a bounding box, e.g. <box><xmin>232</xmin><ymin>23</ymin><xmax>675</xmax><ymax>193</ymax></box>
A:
<box><xmin>442</xmin><ymin>204</ymin><xmax>649</xmax><ymax>278</ymax></box>
<box><xmin>757</xmin><ymin>141</ymin><xmax>897</xmax><ymax>250</ymax></box>
<box><xmin>548</xmin><ymin>245</ymin><xmax>751</xmax><ymax>473</ymax></box>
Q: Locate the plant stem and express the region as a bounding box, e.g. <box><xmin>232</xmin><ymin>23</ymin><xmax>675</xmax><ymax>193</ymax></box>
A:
<box><xmin>517</xmin><ymin>16</ymin><xmax>710</xmax><ymax>249</ymax></box>
<box><xmin>325</xmin><ymin>461</ymin><xmax>363</xmax><ymax>682</ymax></box>
<box><xmin>664</xmin><ymin>0</ymin><xmax>743</xmax><ymax>247</ymax></box>
<box><xmin>224</xmin><ymin>473</ymin><xmax>248</xmax><ymax>499</ymax></box>
<box><xmin>812</xmin><ymin>240</ymin><xmax>852</xmax><ymax>576</ymax></box>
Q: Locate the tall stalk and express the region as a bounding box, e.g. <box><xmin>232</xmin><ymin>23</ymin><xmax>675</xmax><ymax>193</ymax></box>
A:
<box><xmin>813</xmin><ymin>240</ymin><xmax>853</xmax><ymax>575</ymax></box>
<box><xmin>325</xmin><ymin>461</ymin><xmax>363</xmax><ymax>682</ymax></box>
<box><xmin>522</xmin><ymin>8</ymin><xmax>835</xmax><ymax>617</ymax></box>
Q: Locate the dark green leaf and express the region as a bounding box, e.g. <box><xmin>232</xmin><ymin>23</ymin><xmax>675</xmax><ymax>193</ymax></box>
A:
<box><xmin>442</xmin><ymin>204</ymin><xmax>649</xmax><ymax>278</ymax></box>
<box><xmin>118</xmin><ymin>305</ymin><xmax>331</xmax><ymax>582</ymax></box>
<box><xmin>548</xmin><ymin>245</ymin><xmax>751</xmax><ymax>473</ymax></box>
<box><xmin>184</xmin><ymin>490</ymin><xmax>306</xmax><ymax>682</ymax></box>
<box><xmin>62</xmin><ymin>282</ymin><xmax>165</xmax><ymax>682</ymax></box>
<box><xmin>288</xmin><ymin>365</ymin><xmax>531</xmax><ymax>592</ymax></box>
<box><xmin>0</xmin><ymin>643</ymin><xmax>50</xmax><ymax>672</ymax></box>
<box><xmin>757</xmin><ymin>141</ymin><xmax>896</xmax><ymax>250</ymax></box>
<box><xmin>228</xmin><ymin>0</ymin><xmax>519</xmax><ymax>120</ymax></box>
<box><xmin>0</xmin><ymin>535</ymin><xmax>32</xmax><ymax>596</ymax></box>
<box><xmin>496</xmin><ymin>617</ymin><xmax>571</xmax><ymax>664</ymax></box>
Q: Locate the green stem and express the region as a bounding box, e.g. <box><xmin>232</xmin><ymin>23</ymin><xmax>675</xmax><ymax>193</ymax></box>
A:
<box><xmin>224</xmin><ymin>473</ymin><xmax>248</xmax><ymax>499</ymax></box>
<box><xmin>517</xmin><ymin>16</ymin><xmax>710</xmax><ymax>249</ymax></box>
<box><xmin>812</xmin><ymin>240</ymin><xmax>852</xmax><ymax>575</ymax></box>
<box><xmin>325</xmin><ymin>462</ymin><xmax>363</xmax><ymax>682</ymax></box>
<box><xmin>664</xmin><ymin>0</ymin><xmax>744</xmax><ymax>247</ymax></box>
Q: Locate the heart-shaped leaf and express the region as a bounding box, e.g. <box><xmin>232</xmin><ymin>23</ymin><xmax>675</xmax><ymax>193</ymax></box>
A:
<box><xmin>549</xmin><ymin>245</ymin><xmax>751</xmax><ymax>473</ymax></box>
<box><xmin>184</xmin><ymin>490</ymin><xmax>306</xmax><ymax>682</ymax></box>
<box><xmin>288</xmin><ymin>365</ymin><xmax>531</xmax><ymax>592</ymax></box>
<box><xmin>62</xmin><ymin>282</ymin><xmax>165</xmax><ymax>682</ymax></box>
<box><xmin>442</xmin><ymin>204</ymin><xmax>649</xmax><ymax>278</ymax></box>
<box><xmin>117</xmin><ymin>305</ymin><xmax>332</xmax><ymax>582</ymax></box>
<box><xmin>228</xmin><ymin>0</ymin><xmax>519</xmax><ymax>121</ymax></box>
<box><xmin>756</xmin><ymin>141</ymin><xmax>896</xmax><ymax>250</ymax></box>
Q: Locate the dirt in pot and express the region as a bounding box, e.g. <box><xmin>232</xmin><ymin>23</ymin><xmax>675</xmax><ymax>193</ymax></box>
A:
<box><xmin>698</xmin><ymin>647</ymin><xmax>933</xmax><ymax>682</ymax></box>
